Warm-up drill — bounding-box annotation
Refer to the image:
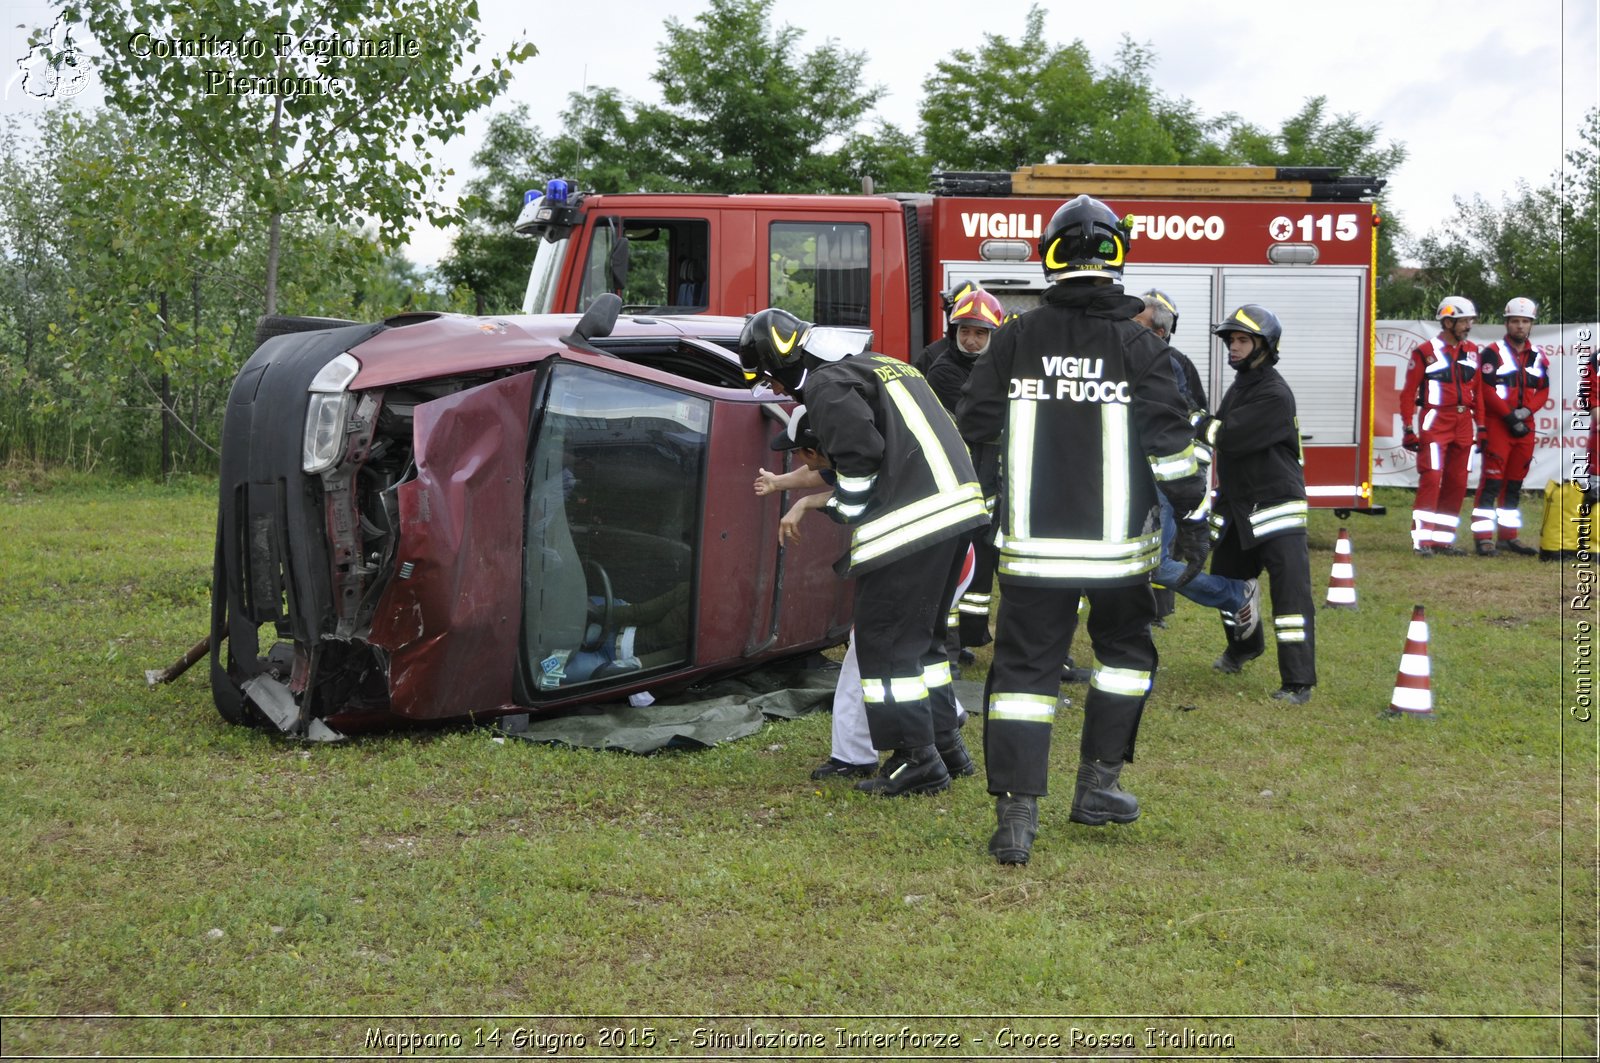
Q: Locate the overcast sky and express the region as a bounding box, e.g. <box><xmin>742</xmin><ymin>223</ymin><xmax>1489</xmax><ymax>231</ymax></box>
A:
<box><xmin>4</xmin><ymin>0</ymin><xmax>1596</xmax><ymax>271</ymax></box>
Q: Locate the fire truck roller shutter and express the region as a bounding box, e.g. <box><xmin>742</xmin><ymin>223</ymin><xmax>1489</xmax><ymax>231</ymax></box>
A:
<box><xmin>1219</xmin><ymin>268</ymin><xmax>1365</xmax><ymax>446</ymax></box>
<box><xmin>1119</xmin><ymin>267</ymin><xmax>1216</xmax><ymax>399</ymax></box>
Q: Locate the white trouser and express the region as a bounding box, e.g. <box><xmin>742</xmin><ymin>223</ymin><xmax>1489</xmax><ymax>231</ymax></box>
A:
<box><xmin>830</xmin><ymin>547</ymin><xmax>974</xmax><ymax>763</ymax></box>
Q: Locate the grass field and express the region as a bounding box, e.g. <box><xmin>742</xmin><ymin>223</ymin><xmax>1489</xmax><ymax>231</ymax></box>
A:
<box><xmin>0</xmin><ymin>472</ymin><xmax>1594</xmax><ymax>1059</ymax></box>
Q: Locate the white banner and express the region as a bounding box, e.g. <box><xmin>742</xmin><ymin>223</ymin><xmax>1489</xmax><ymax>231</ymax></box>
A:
<box><xmin>1372</xmin><ymin>321</ymin><xmax>1597</xmax><ymax>489</ymax></box>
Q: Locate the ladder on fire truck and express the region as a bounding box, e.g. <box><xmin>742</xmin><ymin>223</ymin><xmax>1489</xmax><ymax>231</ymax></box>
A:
<box><xmin>932</xmin><ymin>164</ymin><xmax>1384</xmax><ymax>202</ymax></box>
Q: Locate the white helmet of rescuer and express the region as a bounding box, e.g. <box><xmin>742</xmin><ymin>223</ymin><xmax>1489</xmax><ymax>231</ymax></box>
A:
<box><xmin>1503</xmin><ymin>297</ymin><xmax>1537</xmax><ymax>321</ymax></box>
<box><xmin>1437</xmin><ymin>296</ymin><xmax>1477</xmax><ymax>321</ymax></box>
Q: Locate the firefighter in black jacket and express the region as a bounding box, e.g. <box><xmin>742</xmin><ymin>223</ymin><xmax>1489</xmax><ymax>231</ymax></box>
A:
<box><xmin>740</xmin><ymin>309</ymin><xmax>991</xmax><ymax>796</ymax></box>
<box><xmin>957</xmin><ymin>195</ymin><xmax>1211</xmax><ymax>865</ymax></box>
<box><xmin>927</xmin><ymin>288</ymin><xmax>1008</xmax><ymax>655</ymax></box>
<box><xmin>1205</xmin><ymin>305</ymin><xmax>1316</xmax><ymax>704</ymax></box>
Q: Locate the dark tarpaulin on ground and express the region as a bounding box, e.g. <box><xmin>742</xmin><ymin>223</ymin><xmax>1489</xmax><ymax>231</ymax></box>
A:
<box><xmin>496</xmin><ymin>659</ymin><xmax>840</xmax><ymax>754</ymax></box>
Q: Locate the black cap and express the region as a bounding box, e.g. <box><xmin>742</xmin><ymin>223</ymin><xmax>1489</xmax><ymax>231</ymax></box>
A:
<box><xmin>769</xmin><ymin>405</ymin><xmax>821</xmax><ymax>451</ymax></box>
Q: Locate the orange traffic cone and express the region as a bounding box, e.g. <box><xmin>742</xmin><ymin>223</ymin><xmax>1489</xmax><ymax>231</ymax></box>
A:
<box><xmin>1324</xmin><ymin>527</ymin><xmax>1357</xmax><ymax>609</ymax></box>
<box><xmin>1384</xmin><ymin>605</ymin><xmax>1435</xmax><ymax>718</ymax></box>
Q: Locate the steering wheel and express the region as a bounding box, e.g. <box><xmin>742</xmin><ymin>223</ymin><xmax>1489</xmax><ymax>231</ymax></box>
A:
<box><xmin>582</xmin><ymin>560</ymin><xmax>616</xmax><ymax>651</ymax></box>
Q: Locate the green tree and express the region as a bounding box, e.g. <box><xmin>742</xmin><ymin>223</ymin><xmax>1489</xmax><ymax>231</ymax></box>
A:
<box><xmin>54</xmin><ymin>0</ymin><xmax>534</xmax><ymax>314</ymax></box>
<box><xmin>919</xmin><ymin>10</ymin><xmax>1210</xmax><ymax>171</ymax></box>
<box><xmin>648</xmin><ymin>0</ymin><xmax>887</xmax><ymax>193</ymax></box>
<box><xmin>1393</xmin><ymin>109</ymin><xmax>1599</xmax><ymax>322</ymax></box>
<box><xmin>1214</xmin><ymin>96</ymin><xmax>1408</xmax><ymax>280</ymax></box>
<box><xmin>437</xmin><ymin>104</ymin><xmax>555</xmax><ymax>314</ymax></box>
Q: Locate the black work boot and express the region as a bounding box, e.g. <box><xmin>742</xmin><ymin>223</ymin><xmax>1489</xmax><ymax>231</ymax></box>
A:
<box><xmin>988</xmin><ymin>792</ymin><xmax>1039</xmax><ymax>865</ymax></box>
<box><xmin>1069</xmin><ymin>758</ymin><xmax>1140</xmax><ymax>826</ymax></box>
<box><xmin>1500</xmin><ymin>539</ymin><xmax>1537</xmax><ymax>556</ymax></box>
<box><xmin>934</xmin><ymin>727</ymin><xmax>976</xmax><ymax>777</ymax></box>
<box><xmin>854</xmin><ymin>745</ymin><xmax>951</xmax><ymax>797</ymax></box>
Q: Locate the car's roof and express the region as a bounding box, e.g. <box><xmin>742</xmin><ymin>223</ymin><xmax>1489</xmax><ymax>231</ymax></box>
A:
<box><xmin>346</xmin><ymin>311</ymin><xmax>746</xmax><ymax>389</ymax></box>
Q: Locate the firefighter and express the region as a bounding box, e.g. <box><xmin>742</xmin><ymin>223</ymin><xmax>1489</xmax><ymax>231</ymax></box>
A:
<box><xmin>957</xmin><ymin>194</ymin><xmax>1210</xmax><ymax>864</ymax></box>
<box><xmin>913</xmin><ymin>280</ymin><xmax>981</xmax><ymax>374</ymax></box>
<box><xmin>1471</xmin><ymin>297</ymin><xmax>1549</xmax><ymax>555</ymax></box>
<box><xmin>926</xmin><ymin>288</ymin><xmax>1007</xmax><ymax>657</ymax></box>
<box><xmin>740</xmin><ymin>309</ymin><xmax>990</xmax><ymax>796</ymax></box>
<box><xmin>753</xmin><ymin>407</ymin><xmax>978</xmax><ymax>780</ymax></box>
<box><xmin>1400</xmin><ymin>297</ymin><xmax>1484</xmax><ymax>555</ymax></box>
<box><xmin>1206</xmin><ymin>305</ymin><xmax>1316</xmax><ymax>704</ymax></box>
<box><xmin>1136</xmin><ymin>291</ymin><xmax>1262</xmax><ymax>637</ymax></box>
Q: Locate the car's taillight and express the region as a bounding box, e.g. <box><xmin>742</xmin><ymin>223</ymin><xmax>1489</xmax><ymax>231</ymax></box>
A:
<box><xmin>301</xmin><ymin>354</ymin><xmax>361</xmax><ymax>474</ymax></box>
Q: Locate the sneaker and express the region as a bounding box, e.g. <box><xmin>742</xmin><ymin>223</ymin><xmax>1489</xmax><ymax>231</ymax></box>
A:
<box><xmin>1270</xmin><ymin>685</ymin><xmax>1313</xmax><ymax>705</ymax></box>
<box><xmin>935</xmin><ymin>727</ymin><xmax>977</xmax><ymax>777</ymax></box>
<box><xmin>810</xmin><ymin>757</ymin><xmax>877</xmax><ymax>781</ymax></box>
<box><xmin>1434</xmin><ymin>545</ymin><xmax>1466</xmax><ymax>557</ymax></box>
<box><xmin>1212</xmin><ymin>650</ymin><xmax>1260</xmax><ymax>674</ymax></box>
<box><xmin>1500</xmin><ymin>539</ymin><xmax>1537</xmax><ymax>556</ymax></box>
<box><xmin>1068</xmin><ymin>758</ymin><xmax>1140</xmax><ymax>826</ymax></box>
<box><xmin>988</xmin><ymin>793</ymin><xmax>1039</xmax><ymax>865</ymax></box>
<box><xmin>1235</xmin><ymin>578</ymin><xmax>1262</xmax><ymax>641</ymax></box>
<box><xmin>1475</xmin><ymin>540</ymin><xmax>1496</xmax><ymax>556</ymax></box>
<box><xmin>854</xmin><ymin>746</ymin><xmax>951</xmax><ymax>797</ymax></box>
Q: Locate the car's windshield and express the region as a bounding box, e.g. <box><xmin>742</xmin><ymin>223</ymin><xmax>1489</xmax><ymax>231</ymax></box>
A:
<box><xmin>520</xmin><ymin>363</ymin><xmax>710</xmax><ymax>693</ymax></box>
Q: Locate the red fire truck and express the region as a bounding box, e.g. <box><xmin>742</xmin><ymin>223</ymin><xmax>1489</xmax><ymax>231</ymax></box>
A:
<box><xmin>516</xmin><ymin>165</ymin><xmax>1387</xmax><ymax>514</ymax></box>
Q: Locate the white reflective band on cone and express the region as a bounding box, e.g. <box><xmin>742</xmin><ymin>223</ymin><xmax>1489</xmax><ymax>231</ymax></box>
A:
<box><xmin>1331</xmin><ymin>563</ymin><xmax>1354</xmax><ymax>578</ymax></box>
<box><xmin>1408</xmin><ymin>621</ymin><xmax>1429</xmax><ymax>641</ymax></box>
<box><xmin>1399</xmin><ymin>652</ymin><xmax>1431</xmax><ymax>677</ymax></box>
<box><xmin>1391</xmin><ymin>687</ymin><xmax>1433</xmax><ymax>711</ymax></box>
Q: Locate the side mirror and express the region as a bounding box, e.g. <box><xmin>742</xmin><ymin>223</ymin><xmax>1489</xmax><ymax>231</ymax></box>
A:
<box><xmin>565</xmin><ymin>293</ymin><xmax>622</xmax><ymax>346</ymax></box>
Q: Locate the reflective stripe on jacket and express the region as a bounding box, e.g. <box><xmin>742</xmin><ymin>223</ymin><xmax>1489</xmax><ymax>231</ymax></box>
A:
<box><xmin>803</xmin><ymin>354</ymin><xmax>988</xmax><ymax>577</ymax></box>
<box><xmin>957</xmin><ymin>282</ymin><xmax>1200</xmax><ymax>588</ymax></box>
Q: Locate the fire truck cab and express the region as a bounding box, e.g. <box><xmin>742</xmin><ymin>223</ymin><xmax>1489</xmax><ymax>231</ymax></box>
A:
<box><xmin>517</xmin><ymin>165</ymin><xmax>1385</xmax><ymax>514</ymax></box>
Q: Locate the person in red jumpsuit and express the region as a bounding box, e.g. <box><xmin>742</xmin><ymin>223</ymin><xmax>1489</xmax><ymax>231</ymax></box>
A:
<box><xmin>1471</xmin><ymin>297</ymin><xmax>1549</xmax><ymax>555</ymax></box>
<box><xmin>1400</xmin><ymin>296</ymin><xmax>1483</xmax><ymax>556</ymax></box>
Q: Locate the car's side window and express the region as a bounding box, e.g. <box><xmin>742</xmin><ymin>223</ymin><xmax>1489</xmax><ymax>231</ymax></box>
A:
<box><xmin>768</xmin><ymin>221</ymin><xmax>871</xmax><ymax>328</ymax></box>
<box><xmin>521</xmin><ymin>363</ymin><xmax>710</xmax><ymax>692</ymax></box>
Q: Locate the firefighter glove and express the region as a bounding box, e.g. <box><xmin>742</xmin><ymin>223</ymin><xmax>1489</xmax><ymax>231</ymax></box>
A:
<box><xmin>1170</xmin><ymin>516</ymin><xmax>1212</xmax><ymax>589</ymax></box>
<box><xmin>1401</xmin><ymin>429</ymin><xmax>1419</xmax><ymax>453</ymax></box>
<box><xmin>1508</xmin><ymin>419</ymin><xmax>1531</xmax><ymax>438</ymax></box>
<box><xmin>1475</xmin><ymin>428</ymin><xmax>1489</xmax><ymax>453</ymax></box>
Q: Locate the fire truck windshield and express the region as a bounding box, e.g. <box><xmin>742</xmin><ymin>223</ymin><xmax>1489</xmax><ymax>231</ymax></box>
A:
<box><xmin>522</xmin><ymin>235</ymin><xmax>570</xmax><ymax>314</ymax></box>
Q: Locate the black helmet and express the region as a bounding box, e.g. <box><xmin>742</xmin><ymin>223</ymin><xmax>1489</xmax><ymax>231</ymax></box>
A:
<box><xmin>1141</xmin><ymin>289</ymin><xmax>1179</xmax><ymax>336</ymax></box>
<box><xmin>1212</xmin><ymin>304</ymin><xmax>1283</xmax><ymax>368</ymax></box>
<box><xmin>939</xmin><ymin>279</ymin><xmax>980</xmax><ymax>316</ymax></box>
<box><xmin>1039</xmin><ymin>194</ymin><xmax>1131</xmax><ymax>283</ymax></box>
<box><xmin>739</xmin><ymin>307</ymin><xmax>813</xmax><ymax>392</ymax></box>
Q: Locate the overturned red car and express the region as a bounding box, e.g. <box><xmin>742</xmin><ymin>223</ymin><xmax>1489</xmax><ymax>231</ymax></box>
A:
<box><xmin>210</xmin><ymin>297</ymin><xmax>850</xmax><ymax>738</ymax></box>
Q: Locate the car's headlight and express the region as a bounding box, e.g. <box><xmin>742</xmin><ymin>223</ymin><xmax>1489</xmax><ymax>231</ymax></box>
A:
<box><xmin>301</xmin><ymin>354</ymin><xmax>361</xmax><ymax>474</ymax></box>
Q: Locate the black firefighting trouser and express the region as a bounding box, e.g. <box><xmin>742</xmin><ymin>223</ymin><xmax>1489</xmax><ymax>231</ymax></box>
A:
<box><xmin>1210</xmin><ymin>521</ymin><xmax>1316</xmax><ymax>689</ymax></box>
<box><xmin>983</xmin><ymin>579</ymin><xmax>1158</xmax><ymax>797</ymax></box>
<box><xmin>853</xmin><ymin>536</ymin><xmax>966</xmax><ymax>751</ymax></box>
